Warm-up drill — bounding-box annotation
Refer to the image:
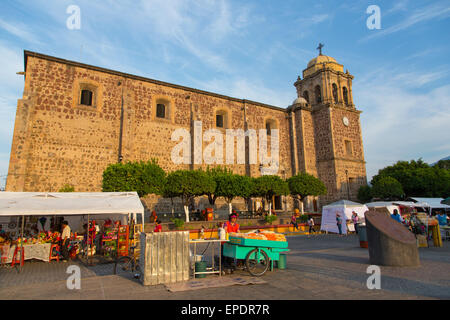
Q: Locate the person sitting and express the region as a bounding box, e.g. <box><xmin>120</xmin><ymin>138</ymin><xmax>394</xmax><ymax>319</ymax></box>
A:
<box><xmin>154</xmin><ymin>220</ymin><xmax>162</xmax><ymax>233</ymax></box>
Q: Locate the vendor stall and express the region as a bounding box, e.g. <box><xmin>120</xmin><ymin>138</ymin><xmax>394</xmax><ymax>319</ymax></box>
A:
<box><xmin>0</xmin><ymin>192</ymin><xmax>145</xmax><ymax>269</ymax></box>
<box><xmin>320</xmin><ymin>200</ymin><xmax>368</xmax><ymax>234</ymax></box>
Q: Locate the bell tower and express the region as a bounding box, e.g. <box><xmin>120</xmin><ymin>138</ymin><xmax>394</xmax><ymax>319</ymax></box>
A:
<box><xmin>290</xmin><ymin>45</ymin><xmax>367</xmax><ymax>206</ymax></box>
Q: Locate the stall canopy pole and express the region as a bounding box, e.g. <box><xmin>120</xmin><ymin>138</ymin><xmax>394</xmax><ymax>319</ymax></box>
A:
<box><xmin>20</xmin><ymin>215</ymin><xmax>24</xmax><ymax>273</ymax></box>
<box><xmin>87</xmin><ymin>213</ymin><xmax>91</xmax><ymax>266</ymax></box>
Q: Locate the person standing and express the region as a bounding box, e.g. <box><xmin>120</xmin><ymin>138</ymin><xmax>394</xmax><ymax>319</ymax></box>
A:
<box><xmin>60</xmin><ymin>221</ymin><xmax>71</xmax><ymax>261</ymax></box>
<box><xmin>222</xmin><ymin>213</ymin><xmax>240</xmax><ymax>270</ymax></box>
<box><xmin>391</xmin><ymin>209</ymin><xmax>402</xmax><ymax>223</ymax></box>
<box><xmin>308</xmin><ymin>216</ymin><xmax>315</xmax><ymax>235</ymax></box>
<box><xmin>436</xmin><ymin>211</ymin><xmax>449</xmax><ymax>240</ymax></box>
<box><xmin>351</xmin><ymin>211</ymin><xmax>359</xmax><ymax>234</ymax></box>
<box><xmin>336</xmin><ymin>213</ymin><xmax>343</xmax><ymax>235</ymax></box>
<box><xmin>290</xmin><ymin>213</ymin><xmax>299</xmax><ymax>231</ymax></box>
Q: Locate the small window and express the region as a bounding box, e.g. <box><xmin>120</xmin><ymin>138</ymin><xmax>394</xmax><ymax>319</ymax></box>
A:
<box><xmin>80</xmin><ymin>90</ymin><xmax>93</xmax><ymax>106</ymax></box>
<box><xmin>332</xmin><ymin>84</ymin><xmax>338</xmax><ymax>104</ymax></box>
<box><xmin>216</xmin><ymin>114</ymin><xmax>224</xmax><ymax>128</ymax></box>
<box><xmin>266</xmin><ymin>122</ymin><xmax>271</xmax><ymax>136</ymax></box>
<box><xmin>315</xmin><ymin>85</ymin><xmax>322</xmax><ymax>103</ymax></box>
<box><xmin>343</xmin><ymin>87</ymin><xmax>349</xmax><ymax>105</ymax></box>
<box><xmin>156</xmin><ymin>103</ymin><xmax>166</xmax><ymax>118</ymax></box>
<box><xmin>303</xmin><ymin>91</ymin><xmax>309</xmax><ymax>103</ymax></box>
<box><xmin>345</xmin><ymin>140</ymin><xmax>352</xmax><ymax>156</ymax></box>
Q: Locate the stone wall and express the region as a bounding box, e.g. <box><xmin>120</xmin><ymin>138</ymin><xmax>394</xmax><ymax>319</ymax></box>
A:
<box><xmin>6</xmin><ymin>51</ymin><xmax>367</xmax><ymax>211</ymax></box>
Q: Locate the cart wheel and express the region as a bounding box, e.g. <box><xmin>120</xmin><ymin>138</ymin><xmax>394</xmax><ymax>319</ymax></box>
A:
<box><xmin>114</xmin><ymin>256</ymin><xmax>132</xmax><ymax>275</ymax></box>
<box><xmin>245</xmin><ymin>248</ymin><xmax>270</xmax><ymax>277</ymax></box>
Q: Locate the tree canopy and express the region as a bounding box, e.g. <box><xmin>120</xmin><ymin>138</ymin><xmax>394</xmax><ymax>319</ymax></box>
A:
<box><xmin>102</xmin><ymin>160</ymin><xmax>166</xmax><ymax>197</ymax></box>
<box><xmin>371</xmin><ymin>159</ymin><xmax>450</xmax><ymax>198</ymax></box>
<box><xmin>357</xmin><ymin>185</ymin><xmax>372</xmax><ymax>203</ymax></box>
<box><xmin>371</xmin><ymin>176</ymin><xmax>404</xmax><ymax>200</ymax></box>
<box><xmin>252</xmin><ymin>175</ymin><xmax>289</xmax><ymax>213</ymax></box>
<box><xmin>287</xmin><ymin>172</ymin><xmax>327</xmax><ymax>201</ymax></box>
<box><xmin>165</xmin><ymin>170</ymin><xmax>216</xmax><ymax>206</ymax></box>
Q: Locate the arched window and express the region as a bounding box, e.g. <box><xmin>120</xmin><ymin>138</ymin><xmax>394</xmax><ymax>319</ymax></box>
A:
<box><xmin>266</xmin><ymin>122</ymin><xmax>271</xmax><ymax>136</ymax></box>
<box><xmin>156</xmin><ymin>103</ymin><xmax>166</xmax><ymax>118</ymax></box>
<box><xmin>215</xmin><ymin>109</ymin><xmax>228</xmax><ymax>129</ymax></box>
<box><xmin>80</xmin><ymin>89</ymin><xmax>93</xmax><ymax>106</ymax></box>
<box><xmin>265</xmin><ymin>119</ymin><xmax>277</xmax><ymax>136</ymax></box>
<box><xmin>315</xmin><ymin>85</ymin><xmax>322</xmax><ymax>104</ymax></box>
<box><xmin>343</xmin><ymin>87</ymin><xmax>349</xmax><ymax>105</ymax></box>
<box><xmin>332</xmin><ymin>83</ymin><xmax>338</xmax><ymax>104</ymax></box>
<box><xmin>154</xmin><ymin>97</ymin><xmax>172</xmax><ymax>121</ymax></box>
<box><xmin>303</xmin><ymin>91</ymin><xmax>309</xmax><ymax>103</ymax></box>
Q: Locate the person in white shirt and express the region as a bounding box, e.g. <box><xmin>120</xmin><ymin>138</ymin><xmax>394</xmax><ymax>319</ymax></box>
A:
<box><xmin>308</xmin><ymin>216</ymin><xmax>315</xmax><ymax>235</ymax></box>
<box><xmin>61</xmin><ymin>221</ymin><xmax>71</xmax><ymax>261</ymax></box>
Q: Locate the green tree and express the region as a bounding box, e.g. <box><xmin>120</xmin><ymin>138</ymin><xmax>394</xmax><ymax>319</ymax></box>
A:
<box><xmin>357</xmin><ymin>185</ymin><xmax>373</xmax><ymax>203</ymax></box>
<box><xmin>205</xmin><ymin>166</ymin><xmax>233</xmax><ymax>207</ymax></box>
<box><xmin>372</xmin><ymin>159</ymin><xmax>450</xmax><ymax>198</ymax></box>
<box><xmin>287</xmin><ymin>173</ymin><xmax>327</xmax><ymax>215</ymax></box>
<box><xmin>215</xmin><ymin>173</ymin><xmax>254</xmax><ymax>214</ymax></box>
<box><xmin>434</xmin><ymin>159</ymin><xmax>450</xmax><ymax>170</ymax></box>
<box><xmin>371</xmin><ymin>176</ymin><xmax>404</xmax><ymax>200</ymax></box>
<box><xmin>253</xmin><ymin>175</ymin><xmax>289</xmax><ymax>215</ymax></box>
<box><xmin>102</xmin><ymin>159</ymin><xmax>166</xmax><ymax>197</ymax></box>
<box><xmin>59</xmin><ymin>184</ymin><xmax>75</xmax><ymax>192</ymax></box>
<box><xmin>165</xmin><ymin>170</ymin><xmax>216</xmax><ymax>222</ymax></box>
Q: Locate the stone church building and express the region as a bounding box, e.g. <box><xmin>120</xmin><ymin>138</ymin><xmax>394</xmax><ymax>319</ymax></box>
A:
<box><xmin>6</xmin><ymin>50</ymin><xmax>367</xmax><ymax>213</ymax></box>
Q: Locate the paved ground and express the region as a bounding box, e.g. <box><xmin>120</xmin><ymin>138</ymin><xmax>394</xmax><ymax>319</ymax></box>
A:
<box><xmin>0</xmin><ymin>234</ymin><xmax>449</xmax><ymax>300</ymax></box>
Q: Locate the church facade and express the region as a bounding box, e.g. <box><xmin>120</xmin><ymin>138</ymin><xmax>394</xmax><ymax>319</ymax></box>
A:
<box><xmin>6</xmin><ymin>50</ymin><xmax>366</xmax><ymax>212</ymax></box>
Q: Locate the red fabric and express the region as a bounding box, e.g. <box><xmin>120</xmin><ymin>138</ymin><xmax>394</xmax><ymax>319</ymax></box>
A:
<box><xmin>154</xmin><ymin>224</ymin><xmax>162</xmax><ymax>233</ymax></box>
<box><xmin>224</xmin><ymin>221</ymin><xmax>240</xmax><ymax>233</ymax></box>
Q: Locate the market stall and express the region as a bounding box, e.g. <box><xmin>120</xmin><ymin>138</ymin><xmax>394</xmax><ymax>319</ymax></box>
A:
<box><xmin>0</xmin><ymin>192</ymin><xmax>145</xmax><ymax>268</ymax></box>
<box><xmin>365</xmin><ymin>202</ymin><xmax>400</xmax><ymax>215</ymax></box>
<box><xmin>320</xmin><ymin>200</ymin><xmax>368</xmax><ymax>234</ymax></box>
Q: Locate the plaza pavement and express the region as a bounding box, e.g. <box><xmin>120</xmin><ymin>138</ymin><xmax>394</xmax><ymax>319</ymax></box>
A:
<box><xmin>0</xmin><ymin>234</ymin><xmax>449</xmax><ymax>300</ymax></box>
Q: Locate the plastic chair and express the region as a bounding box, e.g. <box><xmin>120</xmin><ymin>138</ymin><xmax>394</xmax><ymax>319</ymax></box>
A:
<box><xmin>49</xmin><ymin>244</ymin><xmax>60</xmax><ymax>262</ymax></box>
<box><xmin>11</xmin><ymin>246</ymin><xmax>24</xmax><ymax>267</ymax></box>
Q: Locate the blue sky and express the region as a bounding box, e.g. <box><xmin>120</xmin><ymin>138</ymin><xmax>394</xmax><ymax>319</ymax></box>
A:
<box><xmin>0</xmin><ymin>0</ymin><xmax>449</xmax><ymax>189</ymax></box>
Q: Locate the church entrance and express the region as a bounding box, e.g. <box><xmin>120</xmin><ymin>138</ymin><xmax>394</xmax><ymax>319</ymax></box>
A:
<box><xmin>273</xmin><ymin>196</ymin><xmax>283</xmax><ymax>211</ymax></box>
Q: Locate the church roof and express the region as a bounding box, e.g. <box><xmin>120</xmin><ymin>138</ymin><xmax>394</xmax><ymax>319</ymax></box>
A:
<box><xmin>23</xmin><ymin>50</ymin><xmax>286</xmax><ymax>113</ymax></box>
<box><xmin>303</xmin><ymin>54</ymin><xmax>344</xmax><ymax>78</ymax></box>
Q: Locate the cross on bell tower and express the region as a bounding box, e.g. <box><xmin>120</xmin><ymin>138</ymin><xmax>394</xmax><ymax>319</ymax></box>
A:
<box><xmin>317</xmin><ymin>43</ymin><xmax>324</xmax><ymax>56</ymax></box>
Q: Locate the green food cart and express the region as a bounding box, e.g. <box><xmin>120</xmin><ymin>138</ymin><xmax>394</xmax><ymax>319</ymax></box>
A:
<box><xmin>223</xmin><ymin>236</ymin><xmax>289</xmax><ymax>276</ymax></box>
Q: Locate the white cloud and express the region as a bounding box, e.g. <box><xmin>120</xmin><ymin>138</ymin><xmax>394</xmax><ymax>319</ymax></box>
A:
<box><xmin>0</xmin><ymin>18</ymin><xmax>41</xmax><ymax>44</ymax></box>
<box><xmin>362</xmin><ymin>2</ymin><xmax>450</xmax><ymax>42</ymax></box>
<box><xmin>354</xmin><ymin>67</ymin><xmax>450</xmax><ymax>181</ymax></box>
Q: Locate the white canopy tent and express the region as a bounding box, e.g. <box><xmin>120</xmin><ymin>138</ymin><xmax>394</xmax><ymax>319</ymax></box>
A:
<box><xmin>365</xmin><ymin>201</ymin><xmax>400</xmax><ymax>214</ymax></box>
<box><xmin>0</xmin><ymin>192</ymin><xmax>145</xmax><ymax>232</ymax></box>
<box><xmin>407</xmin><ymin>198</ymin><xmax>450</xmax><ymax>211</ymax></box>
<box><xmin>320</xmin><ymin>200</ymin><xmax>368</xmax><ymax>234</ymax></box>
<box><xmin>0</xmin><ymin>192</ymin><xmax>145</xmax><ymax>269</ymax></box>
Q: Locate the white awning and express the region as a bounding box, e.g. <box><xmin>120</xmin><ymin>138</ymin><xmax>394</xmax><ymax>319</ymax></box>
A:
<box><xmin>407</xmin><ymin>197</ymin><xmax>450</xmax><ymax>209</ymax></box>
<box><xmin>0</xmin><ymin>192</ymin><xmax>144</xmax><ymax>216</ymax></box>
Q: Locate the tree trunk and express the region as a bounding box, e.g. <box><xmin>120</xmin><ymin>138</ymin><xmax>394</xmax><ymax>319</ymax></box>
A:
<box><xmin>268</xmin><ymin>201</ymin><xmax>272</xmax><ymax>215</ymax></box>
<box><xmin>184</xmin><ymin>205</ymin><xmax>190</xmax><ymax>223</ymax></box>
<box><xmin>228</xmin><ymin>202</ymin><xmax>232</xmax><ymax>215</ymax></box>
